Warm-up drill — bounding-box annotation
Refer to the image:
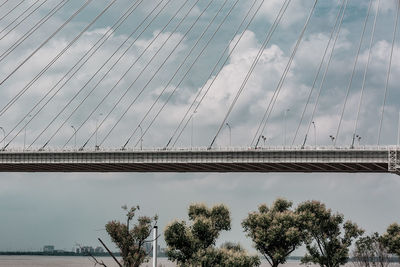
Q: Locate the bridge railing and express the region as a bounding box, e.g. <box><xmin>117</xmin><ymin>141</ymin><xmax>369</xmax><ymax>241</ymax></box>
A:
<box><xmin>0</xmin><ymin>145</ymin><xmax>398</xmax><ymax>153</ymax></box>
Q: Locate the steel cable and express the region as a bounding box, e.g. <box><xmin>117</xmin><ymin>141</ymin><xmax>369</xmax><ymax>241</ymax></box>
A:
<box><xmin>0</xmin><ymin>0</ymin><xmax>47</xmax><ymax>41</ymax></box>
<box><xmin>208</xmin><ymin>0</ymin><xmax>291</xmax><ymax>149</ymax></box>
<box><xmin>0</xmin><ymin>0</ymin><xmax>69</xmax><ymax>62</ymax></box>
<box><xmin>0</xmin><ymin>0</ymin><xmax>142</xmax><ymax>149</ymax></box>
<box><xmin>29</xmin><ymin>0</ymin><xmax>167</xmax><ymax>149</ymax></box>
<box><xmin>170</xmin><ymin>0</ymin><xmax>264</xmax><ymax>148</ymax></box>
<box><xmin>0</xmin><ymin>0</ymin><xmax>11</xmax><ymax>9</ymax></box>
<box><xmin>334</xmin><ymin>0</ymin><xmax>379</xmax><ymax>146</ymax></box>
<box><xmin>352</xmin><ymin>0</ymin><xmax>379</xmax><ymax>147</ymax></box>
<box><xmin>377</xmin><ymin>0</ymin><xmax>399</xmax><ymax>145</ymax></box>
<box><xmin>252</xmin><ymin>0</ymin><xmax>319</xmax><ymax>149</ymax></box>
<box><xmin>0</xmin><ymin>0</ymin><xmax>94</xmax><ymax>85</ymax></box>
<box><xmin>0</xmin><ymin>0</ymin><xmax>114</xmax><ymax>124</ymax></box>
<box><xmin>291</xmin><ymin>0</ymin><xmax>346</xmax><ymax>146</ymax></box>
<box><xmin>299</xmin><ymin>0</ymin><xmax>348</xmax><ymax>149</ymax></box>
<box><xmin>0</xmin><ymin>0</ymin><xmax>25</xmax><ymax>24</ymax></box>
<box><xmin>72</xmin><ymin>0</ymin><xmax>211</xmax><ymax>149</ymax></box>
<box><xmin>216</xmin><ymin>0</ymin><xmax>291</xmax><ymax>149</ymax></box>
<box><xmin>40</xmin><ymin>0</ymin><xmax>183</xmax><ymax>149</ymax></box>
<box><xmin>120</xmin><ymin>0</ymin><xmax>239</xmax><ymax>149</ymax></box>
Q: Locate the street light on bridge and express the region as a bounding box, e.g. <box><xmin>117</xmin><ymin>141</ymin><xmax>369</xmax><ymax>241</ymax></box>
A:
<box><xmin>95</xmin><ymin>113</ymin><xmax>103</xmax><ymax>150</ymax></box>
<box><xmin>312</xmin><ymin>121</ymin><xmax>316</xmax><ymax>147</ymax></box>
<box><xmin>225</xmin><ymin>122</ymin><xmax>231</xmax><ymax>147</ymax></box>
<box><xmin>71</xmin><ymin>126</ymin><xmax>77</xmax><ymax>150</ymax></box>
<box><xmin>0</xmin><ymin>127</ymin><xmax>5</xmax><ymax>149</ymax></box>
<box><xmin>284</xmin><ymin>109</ymin><xmax>290</xmax><ymax>147</ymax></box>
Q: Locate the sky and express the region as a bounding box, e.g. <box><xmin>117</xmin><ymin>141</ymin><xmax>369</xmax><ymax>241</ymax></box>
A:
<box><xmin>0</xmin><ymin>0</ymin><xmax>399</xmax><ymax>255</ymax></box>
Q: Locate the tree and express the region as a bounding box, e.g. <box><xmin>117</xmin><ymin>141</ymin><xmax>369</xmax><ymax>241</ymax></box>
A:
<box><xmin>352</xmin><ymin>232</ymin><xmax>390</xmax><ymax>267</ymax></box>
<box><xmin>164</xmin><ymin>203</ymin><xmax>259</xmax><ymax>266</ymax></box>
<box><xmin>242</xmin><ymin>198</ymin><xmax>304</xmax><ymax>267</ymax></box>
<box><xmin>296</xmin><ymin>200</ymin><xmax>364</xmax><ymax>267</ymax></box>
<box><xmin>381</xmin><ymin>223</ymin><xmax>400</xmax><ymax>261</ymax></box>
<box><xmin>196</xmin><ymin>243</ymin><xmax>260</xmax><ymax>266</ymax></box>
<box><xmin>105</xmin><ymin>205</ymin><xmax>158</xmax><ymax>267</ymax></box>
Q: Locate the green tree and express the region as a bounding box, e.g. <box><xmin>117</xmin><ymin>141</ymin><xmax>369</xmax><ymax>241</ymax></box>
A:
<box><xmin>105</xmin><ymin>205</ymin><xmax>158</xmax><ymax>267</ymax></box>
<box><xmin>352</xmin><ymin>232</ymin><xmax>390</xmax><ymax>267</ymax></box>
<box><xmin>164</xmin><ymin>203</ymin><xmax>259</xmax><ymax>266</ymax></box>
<box><xmin>197</xmin><ymin>243</ymin><xmax>260</xmax><ymax>266</ymax></box>
<box><xmin>381</xmin><ymin>223</ymin><xmax>400</xmax><ymax>260</ymax></box>
<box><xmin>242</xmin><ymin>198</ymin><xmax>304</xmax><ymax>267</ymax></box>
<box><xmin>296</xmin><ymin>200</ymin><xmax>364</xmax><ymax>267</ymax></box>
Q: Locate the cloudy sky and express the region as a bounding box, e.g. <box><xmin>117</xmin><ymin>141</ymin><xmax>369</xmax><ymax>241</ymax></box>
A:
<box><xmin>0</xmin><ymin>0</ymin><xmax>399</xmax><ymax>254</ymax></box>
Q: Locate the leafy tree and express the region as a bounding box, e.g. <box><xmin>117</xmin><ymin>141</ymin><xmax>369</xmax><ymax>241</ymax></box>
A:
<box><xmin>242</xmin><ymin>198</ymin><xmax>304</xmax><ymax>267</ymax></box>
<box><xmin>296</xmin><ymin>200</ymin><xmax>364</xmax><ymax>267</ymax></box>
<box><xmin>165</xmin><ymin>203</ymin><xmax>259</xmax><ymax>266</ymax></box>
<box><xmin>352</xmin><ymin>232</ymin><xmax>390</xmax><ymax>267</ymax></box>
<box><xmin>197</xmin><ymin>243</ymin><xmax>260</xmax><ymax>266</ymax></box>
<box><xmin>381</xmin><ymin>223</ymin><xmax>400</xmax><ymax>260</ymax></box>
<box><xmin>105</xmin><ymin>205</ymin><xmax>158</xmax><ymax>267</ymax></box>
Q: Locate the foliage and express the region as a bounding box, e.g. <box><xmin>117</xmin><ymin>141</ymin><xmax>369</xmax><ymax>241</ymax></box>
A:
<box><xmin>105</xmin><ymin>205</ymin><xmax>158</xmax><ymax>267</ymax></box>
<box><xmin>352</xmin><ymin>232</ymin><xmax>390</xmax><ymax>267</ymax></box>
<box><xmin>296</xmin><ymin>200</ymin><xmax>364</xmax><ymax>267</ymax></box>
<box><xmin>381</xmin><ymin>223</ymin><xmax>400</xmax><ymax>258</ymax></box>
<box><xmin>242</xmin><ymin>198</ymin><xmax>304</xmax><ymax>267</ymax></box>
<box><xmin>165</xmin><ymin>203</ymin><xmax>259</xmax><ymax>266</ymax></box>
<box><xmin>196</xmin><ymin>243</ymin><xmax>260</xmax><ymax>267</ymax></box>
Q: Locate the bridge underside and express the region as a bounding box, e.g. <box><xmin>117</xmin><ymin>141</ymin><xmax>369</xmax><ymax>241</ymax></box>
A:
<box><xmin>0</xmin><ymin>148</ymin><xmax>398</xmax><ymax>175</ymax></box>
<box><xmin>0</xmin><ymin>162</ymin><xmax>390</xmax><ymax>173</ymax></box>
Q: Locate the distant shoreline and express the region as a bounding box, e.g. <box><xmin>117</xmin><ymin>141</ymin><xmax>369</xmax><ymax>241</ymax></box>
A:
<box><xmin>0</xmin><ymin>251</ymin><xmax>170</xmax><ymax>258</ymax></box>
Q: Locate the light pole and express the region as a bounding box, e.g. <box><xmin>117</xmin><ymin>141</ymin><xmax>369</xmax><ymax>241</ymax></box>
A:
<box><xmin>356</xmin><ymin>135</ymin><xmax>362</xmax><ymax>146</ymax></box>
<box><xmin>138</xmin><ymin>124</ymin><xmax>143</xmax><ymax>150</ymax></box>
<box><xmin>225</xmin><ymin>123</ymin><xmax>231</xmax><ymax>147</ymax></box>
<box><xmin>152</xmin><ymin>226</ymin><xmax>158</xmax><ymax>267</ymax></box>
<box><xmin>71</xmin><ymin>126</ymin><xmax>77</xmax><ymax>150</ymax></box>
<box><xmin>312</xmin><ymin>121</ymin><xmax>316</xmax><ymax>147</ymax></box>
<box><xmin>284</xmin><ymin>109</ymin><xmax>290</xmax><ymax>146</ymax></box>
<box><xmin>0</xmin><ymin>127</ymin><xmax>5</xmax><ymax>149</ymax></box>
<box><xmin>95</xmin><ymin>113</ymin><xmax>103</xmax><ymax>149</ymax></box>
<box><xmin>191</xmin><ymin>111</ymin><xmax>196</xmax><ymax>148</ymax></box>
<box><xmin>23</xmin><ymin>115</ymin><xmax>32</xmax><ymax>151</ymax></box>
<box><xmin>329</xmin><ymin>135</ymin><xmax>335</xmax><ymax>146</ymax></box>
<box><xmin>262</xmin><ymin>135</ymin><xmax>267</xmax><ymax>148</ymax></box>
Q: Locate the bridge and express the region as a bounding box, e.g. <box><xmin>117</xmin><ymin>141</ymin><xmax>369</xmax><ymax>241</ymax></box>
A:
<box><xmin>0</xmin><ymin>1</ymin><xmax>399</xmax><ymax>174</ymax></box>
<box><xmin>0</xmin><ymin>147</ymin><xmax>398</xmax><ymax>175</ymax></box>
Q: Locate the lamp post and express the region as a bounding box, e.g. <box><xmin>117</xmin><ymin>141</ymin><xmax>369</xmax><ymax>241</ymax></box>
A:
<box><xmin>329</xmin><ymin>135</ymin><xmax>335</xmax><ymax>146</ymax></box>
<box><xmin>262</xmin><ymin>135</ymin><xmax>267</xmax><ymax>148</ymax></box>
<box><xmin>356</xmin><ymin>135</ymin><xmax>362</xmax><ymax>146</ymax></box>
<box><xmin>191</xmin><ymin>111</ymin><xmax>196</xmax><ymax>148</ymax></box>
<box><xmin>312</xmin><ymin>121</ymin><xmax>316</xmax><ymax>147</ymax></box>
<box><xmin>284</xmin><ymin>109</ymin><xmax>290</xmax><ymax>146</ymax></box>
<box><xmin>95</xmin><ymin>113</ymin><xmax>103</xmax><ymax>149</ymax></box>
<box><xmin>138</xmin><ymin>124</ymin><xmax>143</xmax><ymax>150</ymax></box>
<box><xmin>23</xmin><ymin>115</ymin><xmax>32</xmax><ymax>151</ymax></box>
<box><xmin>0</xmin><ymin>127</ymin><xmax>5</xmax><ymax>149</ymax></box>
<box><xmin>71</xmin><ymin>126</ymin><xmax>77</xmax><ymax>150</ymax></box>
<box><xmin>225</xmin><ymin>123</ymin><xmax>231</xmax><ymax>147</ymax></box>
<box><xmin>152</xmin><ymin>226</ymin><xmax>158</xmax><ymax>267</ymax></box>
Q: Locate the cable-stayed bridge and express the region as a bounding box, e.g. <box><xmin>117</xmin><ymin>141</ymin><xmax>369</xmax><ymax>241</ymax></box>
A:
<box><xmin>0</xmin><ymin>147</ymin><xmax>398</xmax><ymax>175</ymax></box>
<box><xmin>0</xmin><ymin>0</ymin><xmax>399</xmax><ymax>174</ymax></box>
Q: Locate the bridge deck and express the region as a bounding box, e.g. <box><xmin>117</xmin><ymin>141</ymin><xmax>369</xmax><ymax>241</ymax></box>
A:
<box><xmin>0</xmin><ymin>147</ymin><xmax>398</xmax><ymax>174</ymax></box>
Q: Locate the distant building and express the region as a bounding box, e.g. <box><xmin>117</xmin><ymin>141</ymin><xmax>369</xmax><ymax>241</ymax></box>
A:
<box><xmin>94</xmin><ymin>247</ymin><xmax>104</xmax><ymax>254</ymax></box>
<box><xmin>79</xmin><ymin>246</ymin><xmax>94</xmax><ymax>254</ymax></box>
<box><xmin>43</xmin><ymin>245</ymin><xmax>54</xmax><ymax>253</ymax></box>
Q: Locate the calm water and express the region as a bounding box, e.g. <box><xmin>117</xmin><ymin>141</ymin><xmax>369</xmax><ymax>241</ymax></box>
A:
<box><xmin>0</xmin><ymin>256</ymin><xmax>302</xmax><ymax>267</ymax></box>
<box><xmin>0</xmin><ymin>256</ymin><xmax>398</xmax><ymax>267</ymax></box>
